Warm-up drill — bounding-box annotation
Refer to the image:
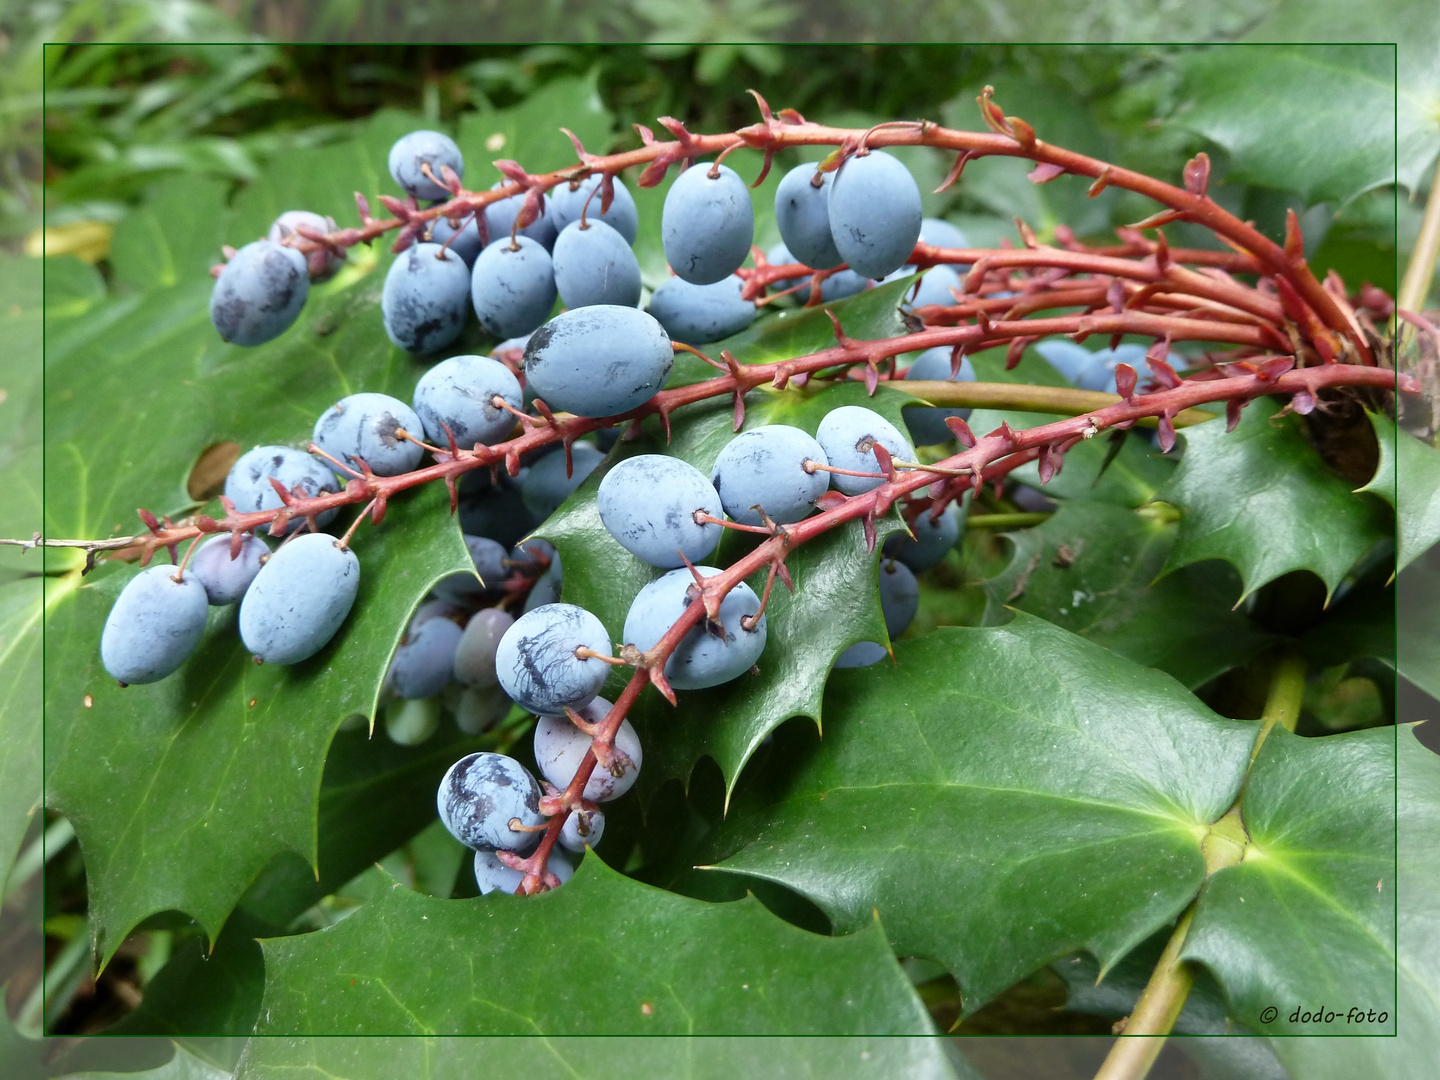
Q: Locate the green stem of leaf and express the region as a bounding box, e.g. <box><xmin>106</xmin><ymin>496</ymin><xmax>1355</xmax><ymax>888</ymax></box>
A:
<box><xmin>894</xmin><ymin>381</ymin><xmax>1215</xmax><ymax>427</ymax></box>
<box><xmin>1249</xmin><ymin>648</ymin><xmax>1308</xmax><ymax>763</ymax></box>
<box><xmin>1092</xmin><ymin>907</ymin><xmax>1196</xmax><ymax>1080</ymax></box>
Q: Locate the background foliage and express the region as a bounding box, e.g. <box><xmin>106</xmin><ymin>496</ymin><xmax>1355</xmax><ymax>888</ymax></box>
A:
<box><xmin>2</xmin><ymin>5</ymin><xmax>1439</xmax><ymax>1079</ymax></box>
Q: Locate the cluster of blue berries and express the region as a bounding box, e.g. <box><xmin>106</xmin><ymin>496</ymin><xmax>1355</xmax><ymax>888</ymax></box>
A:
<box><xmin>115</xmin><ymin>125</ymin><xmax>1006</xmax><ymax>897</ymax></box>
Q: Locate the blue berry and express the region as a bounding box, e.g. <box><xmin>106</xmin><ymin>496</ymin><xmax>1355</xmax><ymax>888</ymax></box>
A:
<box><xmin>814</xmin><ymin>406</ymin><xmax>914</xmax><ymax>495</ymax></box>
<box><xmin>388</xmin><ymin>130</ymin><xmax>464</xmax><ymax>201</ymax></box>
<box><xmin>312</xmin><ymin>392</ymin><xmax>425</xmax><ymax>477</ymax></box>
<box><xmin>521</xmin><ymin>442</ymin><xmax>604</xmax><ymax>519</ymax></box>
<box><xmin>902</xmin><ymin>265</ymin><xmax>962</xmax><ymax>310</ymax></box>
<box><xmin>834</xmin><ymin>558</ymin><xmax>919</xmax><ymax>668</ymax></box>
<box><xmin>523</xmin><ymin>306</ymin><xmax>673</xmax><ymax>418</ymax></box>
<box><xmin>381</xmin><ymin>242</ymin><xmax>471</xmax><ymax>354</ymax></box>
<box><xmin>622</xmin><ymin>567</ymin><xmax>766</xmax><ymax>690</ymax></box>
<box><xmin>765</xmin><ymin>242</ymin><xmax>804</xmax><ymax>295</ymax></box>
<box><xmin>821</xmin><ymin>268</ymin><xmax>871</xmax><ymax>302</ymax></box>
<box><xmin>919</xmin><ymin>217</ymin><xmax>969</xmax><ymax>251</ymax></box>
<box><xmin>1035</xmin><ymin>339</ymin><xmax>1095</xmax><ymax>385</ymax></box>
<box><xmin>453</xmin><ymin>607</ymin><xmax>515</xmax><ymax>687</ymax></box>
<box><xmin>495</xmin><ymin>603</ymin><xmax>612</xmax><ymax>715</ymax></box>
<box><xmin>483</xmin><ymin>183</ymin><xmax>557</xmax><ymax>250</ymax></box>
<box><xmin>882</xmin><ymin>501</ymin><xmax>964</xmax><ymax>572</ymax></box>
<box><xmin>662</xmin><ymin>163</ymin><xmax>754</xmax><ymax>285</ymax></box>
<box><xmin>100</xmin><ymin>565</ymin><xmax>210</xmax><ymax>685</ymax></box>
<box><xmin>1078</xmin><ymin>344</ymin><xmax>1150</xmax><ymax>394</ymax></box>
<box><xmin>432</xmin><ymin>535</ymin><xmax>510</xmax><ymax>605</ymax></box>
<box><xmin>412</xmin><ymin>355</ymin><xmax>523</xmax><ymax>450</ymax></box>
<box><xmin>238</xmin><ymin>532</ymin><xmax>360</xmax><ymax>665</ymax></box>
<box><xmin>559</xmin><ymin>807</ymin><xmax>604</xmax><ymax>853</ymax></box>
<box><xmin>224</xmin><ymin>446</ymin><xmax>341</xmax><ymax>536</ymax></box>
<box><xmin>386</xmin><ymin>615</ymin><xmax>464</xmax><ymax>700</ymax></box>
<box><xmin>523</xmin><ymin>568</ymin><xmax>562</xmax><ymax>612</ymax></box>
<box><xmin>458</xmin><ymin>476</ymin><xmax>538</xmax><ymax>550</ymax></box>
<box><xmin>456</xmin><ymin>684</ymin><xmax>512</xmax><ymax>736</ymax></box>
<box><xmin>548</xmin><ymin>174</ymin><xmax>639</xmax><ymax>245</ymax></box>
<box><xmin>189</xmin><ymin>534</ymin><xmax>269</xmax><ymax>605</ymax></box>
<box><xmin>710</xmin><ymin>425</ymin><xmax>829</xmax><ymax>526</ymax></box>
<box><xmin>474</xmin><ymin>846</ymin><xmax>572</xmax><ymax>894</ymax></box>
<box><xmin>437</xmin><ymin>752</ymin><xmax>544</xmax><ymax>852</ymax></box>
<box><xmin>647</xmin><ymin>275</ymin><xmax>756</xmax><ymax>344</ymax></box>
<box><xmin>598</xmin><ymin>455</ymin><xmax>723</xmax><ymax>568</ymax></box>
<box><xmin>828</xmin><ymin>150</ymin><xmax>922</xmax><ymax>279</ymax></box>
<box><xmin>533</xmin><ymin>699</ymin><xmax>642</xmax><ymax>802</ymax></box>
<box><xmin>774</xmin><ymin>164</ymin><xmax>843</xmax><ymax>270</ymax></box>
<box><xmin>552</xmin><ymin>220</ymin><xmax>642</xmax><ymax>310</ymax></box>
<box><xmin>384</xmin><ymin>696</ymin><xmax>441</xmax><ymax>745</ymax></box>
<box><xmin>268</xmin><ymin>211</ymin><xmax>342</xmax><ymax>281</ymax></box>
<box><xmin>902</xmin><ymin>347</ymin><xmax>977</xmax><ymax>446</ymax></box>
<box><xmin>470</xmin><ymin>236</ymin><xmax>558</xmax><ymax>340</ymax></box>
<box><xmin>210</xmin><ymin>239</ymin><xmax>309</xmax><ymax>346</ymax></box>
<box><xmin>427</xmin><ymin>212</ymin><xmax>483</xmax><ymax>267</ymax></box>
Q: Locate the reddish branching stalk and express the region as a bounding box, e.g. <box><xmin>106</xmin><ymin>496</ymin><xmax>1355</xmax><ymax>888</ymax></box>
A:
<box><xmin>499</xmin><ymin>361</ymin><xmax>1406</xmax><ymax>891</ymax></box>
<box><xmin>85</xmin><ymin>92</ymin><xmax>1411</xmax><ymax>892</ymax></box>
<box><xmin>262</xmin><ymin>88</ymin><xmax>1368</xmax><ymax>368</ymax></box>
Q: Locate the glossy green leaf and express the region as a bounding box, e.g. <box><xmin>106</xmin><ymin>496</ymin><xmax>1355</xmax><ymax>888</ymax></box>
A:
<box><xmin>1158</xmin><ymin>400</ymin><xmax>1392</xmax><ymax>599</ymax></box>
<box><xmin>1398</xmin><ymin>561</ymin><xmax>1440</xmax><ymax>699</ymax></box>
<box><xmin>543</xmin><ymin>378</ymin><xmax>911</xmax><ymax>802</ymax></box>
<box><xmin>982</xmin><ymin>500</ymin><xmax>1274</xmax><ymax>688</ymax></box>
<box><xmin>1182</xmin><ymin>725</ymin><xmax>1395</xmax><ymax>1035</ymax></box>
<box><xmin>0</xmin><ymin>254</ymin><xmax>43</xmax><ymax>885</ymax></box>
<box><xmin>255</xmin><ymin>857</ymin><xmax>935</xmax><ymax>1036</ymax></box>
<box><xmin>42</xmin><ymin>118</ymin><xmax>477</xmax><ymax>964</ymax></box>
<box><xmin>1360</xmin><ymin>411</ymin><xmax>1440</xmax><ymax>569</ymax></box>
<box><xmin>235</xmin><ymin>1034</ymin><xmax>970</xmax><ymax>1080</ymax></box>
<box><xmin>111</xmin><ymin>726</ymin><xmax>488</xmax><ymax>1037</ymax></box>
<box><xmin>1173</xmin><ymin>45</ymin><xmax>1397</xmax><ymax>205</ymax></box>
<box><xmin>1240</xmin><ymin>3</ymin><xmax>1440</xmax><ymax>192</ymax></box>
<box><xmin>709</xmin><ymin>615</ymin><xmax>1258</xmax><ymax>1014</ymax></box>
<box><xmin>1267</xmin><ymin>726</ymin><xmax>1440</xmax><ymax>1080</ymax></box>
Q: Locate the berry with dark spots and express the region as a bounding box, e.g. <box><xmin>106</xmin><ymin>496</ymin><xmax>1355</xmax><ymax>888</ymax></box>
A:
<box><xmin>412</xmin><ymin>354</ymin><xmax>523</xmax><ymax>450</ymax></box>
<box><xmin>470</xmin><ymin>236</ymin><xmax>558</xmax><ymax>340</ymax></box>
<box><xmin>312</xmin><ymin>392</ymin><xmax>425</xmax><ymax>477</ymax></box>
<box><xmin>224</xmin><ymin>445</ymin><xmax>342</xmax><ymax>535</ymax></box>
<box><xmin>381</xmin><ymin>242</ymin><xmax>471</xmax><ymax>354</ymax></box>
<box><xmin>598</xmin><ymin>454</ymin><xmax>722</xmax><ymax>568</ymax></box>
<box><xmin>827</xmin><ymin>150</ymin><xmax>922</xmax><ymax>280</ymax></box>
<box><xmin>210</xmin><ymin>239</ymin><xmax>309</xmax><ymax>346</ymax></box>
<box><xmin>534</xmin><ymin>698</ymin><xmax>642</xmax><ymax>803</ymax></box>
<box><xmin>388</xmin><ymin>130</ymin><xmax>464</xmax><ymax>201</ymax></box>
<box><xmin>494</xmin><ymin>603</ymin><xmax>612</xmax><ymax>715</ymax></box>
<box><xmin>661</xmin><ymin>163</ymin><xmax>754</xmax><ymax>285</ymax></box>
<box><xmin>815</xmin><ymin>405</ymin><xmax>914</xmax><ymax>496</ymax></box>
<box><xmin>710</xmin><ymin>425</ymin><xmax>829</xmax><ymax>527</ymax></box>
<box><xmin>647</xmin><ymin>274</ymin><xmax>756</xmax><ymax>344</ymax></box>
<box><xmin>437</xmin><ymin>752</ymin><xmax>545</xmax><ymax>852</ymax></box>
<box><xmin>523</xmin><ymin>306</ymin><xmax>673</xmax><ymax>418</ymax></box>
<box><xmin>237</xmin><ymin>532</ymin><xmax>359</xmax><ymax>665</ymax></box>
<box><xmin>774</xmin><ymin>163</ymin><xmax>843</xmax><ymax>270</ymax></box>
<box><xmin>622</xmin><ymin>566</ymin><xmax>766</xmax><ymax>690</ymax></box>
<box><xmin>100</xmin><ymin>566</ymin><xmax>210</xmax><ymax>685</ymax></box>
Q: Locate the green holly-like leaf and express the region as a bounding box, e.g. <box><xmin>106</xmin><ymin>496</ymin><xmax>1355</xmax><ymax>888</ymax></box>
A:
<box><xmin>1171</xmin><ymin>45</ymin><xmax>1397</xmax><ymax>206</ymax></box>
<box><xmin>42</xmin><ymin>114</ymin><xmax>486</xmax><ymax>965</ymax></box>
<box><xmin>1266</xmin><ymin>725</ymin><xmax>1440</xmax><ymax>1079</ymax></box>
<box><xmin>254</xmin><ymin>857</ymin><xmax>935</xmax><ymax>1036</ymax></box>
<box><xmin>1359</xmin><ymin>410</ymin><xmax>1440</xmax><ymax>570</ymax></box>
<box><xmin>0</xmin><ymin>254</ymin><xmax>44</xmax><ymax>886</ymax></box>
<box><xmin>112</xmin><ymin>726</ymin><xmax>490</xmax><ymax>1038</ymax></box>
<box><xmin>542</xmin><ymin>377</ymin><xmax>912</xmax><ymax>804</ymax></box>
<box><xmin>1239</xmin><ymin>2</ymin><xmax>1440</xmax><ymax>193</ymax></box>
<box><xmin>708</xmin><ymin>615</ymin><xmax>1258</xmax><ymax>1014</ymax></box>
<box><xmin>233</xmin><ymin>1033</ymin><xmax>972</xmax><ymax>1080</ymax></box>
<box><xmin>1183</xmin><ymin>725</ymin><xmax>1394</xmax><ymax>1035</ymax></box>
<box><xmin>982</xmin><ymin>500</ymin><xmax>1274</xmax><ymax>689</ymax></box>
<box><xmin>1157</xmin><ymin>400</ymin><xmax>1392</xmax><ymax>600</ymax></box>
